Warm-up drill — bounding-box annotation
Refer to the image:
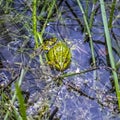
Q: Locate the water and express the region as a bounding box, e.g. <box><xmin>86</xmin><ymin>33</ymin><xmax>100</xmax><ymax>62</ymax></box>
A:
<box><xmin>0</xmin><ymin>0</ymin><xmax>120</xmax><ymax>120</ymax></box>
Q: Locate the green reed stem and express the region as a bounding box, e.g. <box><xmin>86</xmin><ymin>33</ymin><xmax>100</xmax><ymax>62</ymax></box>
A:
<box><xmin>85</xmin><ymin>0</ymin><xmax>89</xmax><ymax>20</ymax></box>
<box><xmin>77</xmin><ymin>0</ymin><xmax>96</xmax><ymax>66</ymax></box>
<box><xmin>40</xmin><ymin>0</ymin><xmax>56</xmax><ymax>36</ymax></box>
<box><xmin>100</xmin><ymin>0</ymin><xmax>120</xmax><ymax>109</ymax></box>
<box><xmin>60</xmin><ymin>67</ymin><xmax>99</xmax><ymax>78</ymax></box>
<box><xmin>32</xmin><ymin>0</ymin><xmax>56</xmax><ymax>65</ymax></box>
<box><xmin>32</xmin><ymin>0</ymin><xmax>44</xmax><ymax>64</ymax></box>
<box><xmin>4</xmin><ymin>69</ymin><xmax>26</xmax><ymax>120</ymax></box>
<box><xmin>32</xmin><ymin>0</ymin><xmax>39</xmax><ymax>48</ymax></box>
<box><xmin>15</xmin><ymin>82</ymin><xmax>27</xmax><ymax>120</ymax></box>
<box><xmin>89</xmin><ymin>0</ymin><xmax>97</xmax><ymax>29</ymax></box>
<box><xmin>108</xmin><ymin>0</ymin><xmax>116</xmax><ymax>29</ymax></box>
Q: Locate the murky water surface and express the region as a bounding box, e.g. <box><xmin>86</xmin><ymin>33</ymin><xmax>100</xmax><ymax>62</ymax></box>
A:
<box><xmin>0</xmin><ymin>0</ymin><xmax>120</xmax><ymax>120</ymax></box>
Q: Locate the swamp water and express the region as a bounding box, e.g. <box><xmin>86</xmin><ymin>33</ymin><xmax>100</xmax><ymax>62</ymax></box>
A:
<box><xmin>0</xmin><ymin>0</ymin><xmax>120</xmax><ymax>120</ymax></box>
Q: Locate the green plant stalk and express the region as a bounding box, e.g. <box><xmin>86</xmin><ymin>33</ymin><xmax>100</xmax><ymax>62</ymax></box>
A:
<box><xmin>89</xmin><ymin>0</ymin><xmax>98</xmax><ymax>29</ymax></box>
<box><xmin>83</xmin><ymin>0</ymin><xmax>89</xmax><ymax>33</ymax></box>
<box><xmin>37</xmin><ymin>32</ymin><xmax>44</xmax><ymax>64</ymax></box>
<box><xmin>37</xmin><ymin>0</ymin><xmax>56</xmax><ymax>65</ymax></box>
<box><xmin>108</xmin><ymin>0</ymin><xmax>116</xmax><ymax>29</ymax></box>
<box><xmin>32</xmin><ymin>0</ymin><xmax>57</xmax><ymax>65</ymax></box>
<box><xmin>4</xmin><ymin>69</ymin><xmax>26</xmax><ymax>120</ymax></box>
<box><xmin>15</xmin><ymin>82</ymin><xmax>27</xmax><ymax>120</ymax></box>
<box><xmin>99</xmin><ymin>0</ymin><xmax>120</xmax><ymax>109</ymax></box>
<box><xmin>38</xmin><ymin>1</ymin><xmax>48</xmax><ymax>20</ymax></box>
<box><xmin>32</xmin><ymin>0</ymin><xmax>44</xmax><ymax>64</ymax></box>
<box><xmin>77</xmin><ymin>0</ymin><xmax>96</xmax><ymax>66</ymax></box>
<box><xmin>85</xmin><ymin>0</ymin><xmax>89</xmax><ymax>21</ymax></box>
<box><xmin>4</xmin><ymin>0</ymin><xmax>12</xmax><ymax>13</ymax></box>
<box><xmin>40</xmin><ymin>0</ymin><xmax>57</xmax><ymax>36</ymax></box>
<box><xmin>60</xmin><ymin>66</ymin><xmax>99</xmax><ymax>78</ymax></box>
<box><xmin>32</xmin><ymin>0</ymin><xmax>39</xmax><ymax>48</ymax></box>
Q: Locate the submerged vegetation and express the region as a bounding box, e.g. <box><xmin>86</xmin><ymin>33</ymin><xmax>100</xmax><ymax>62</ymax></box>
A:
<box><xmin>0</xmin><ymin>0</ymin><xmax>120</xmax><ymax>120</ymax></box>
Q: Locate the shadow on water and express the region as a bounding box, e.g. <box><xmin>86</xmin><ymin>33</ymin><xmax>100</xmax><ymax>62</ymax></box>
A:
<box><xmin>0</xmin><ymin>0</ymin><xmax>120</xmax><ymax>120</ymax></box>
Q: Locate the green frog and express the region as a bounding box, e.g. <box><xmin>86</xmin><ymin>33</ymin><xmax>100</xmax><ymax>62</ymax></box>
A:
<box><xmin>44</xmin><ymin>38</ymin><xmax>71</xmax><ymax>71</ymax></box>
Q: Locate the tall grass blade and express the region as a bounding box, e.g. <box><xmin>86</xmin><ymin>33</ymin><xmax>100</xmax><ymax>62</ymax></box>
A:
<box><xmin>32</xmin><ymin>0</ymin><xmax>38</xmax><ymax>48</ymax></box>
<box><xmin>40</xmin><ymin>0</ymin><xmax>57</xmax><ymax>36</ymax></box>
<box><xmin>4</xmin><ymin>69</ymin><xmax>26</xmax><ymax>120</ymax></box>
<box><xmin>99</xmin><ymin>0</ymin><xmax>120</xmax><ymax>109</ymax></box>
<box><xmin>77</xmin><ymin>0</ymin><xmax>96</xmax><ymax>67</ymax></box>
<box><xmin>108</xmin><ymin>0</ymin><xmax>116</xmax><ymax>29</ymax></box>
<box><xmin>15</xmin><ymin>82</ymin><xmax>27</xmax><ymax>120</ymax></box>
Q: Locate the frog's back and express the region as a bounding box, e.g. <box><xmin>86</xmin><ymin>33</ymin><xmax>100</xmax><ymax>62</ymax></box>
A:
<box><xmin>47</xmin><ymin>41</ymin><xmax>71</xmax><ymax>71</ymax></box>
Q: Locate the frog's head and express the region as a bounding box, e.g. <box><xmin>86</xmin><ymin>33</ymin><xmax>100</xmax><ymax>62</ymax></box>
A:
<box><xmin>43</xmin><ymin>38</ymin><xmax>57</xmax><ymax>51</ymax></box>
